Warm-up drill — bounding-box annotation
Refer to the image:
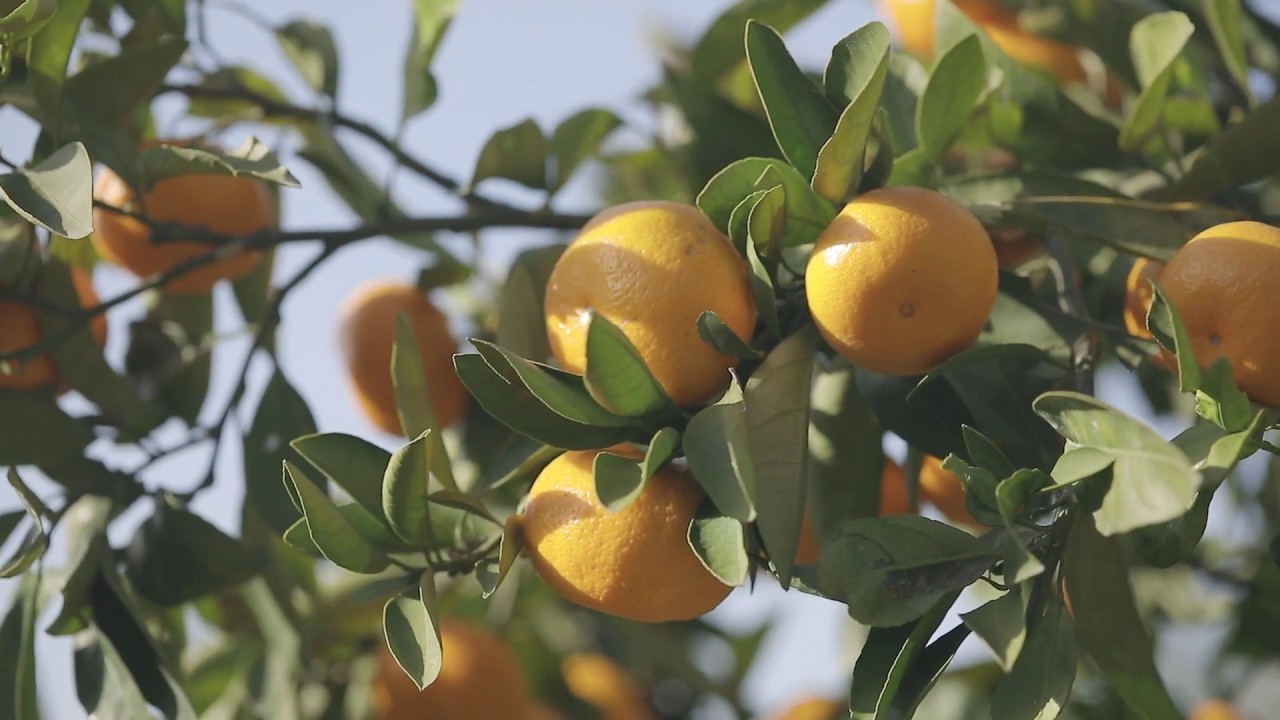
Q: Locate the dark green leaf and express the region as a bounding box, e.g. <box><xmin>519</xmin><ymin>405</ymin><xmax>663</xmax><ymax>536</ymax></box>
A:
<box><xmin>809</xmin><ymin>360</ymin><xmax>882</xmax><ymax>538</ymax></box>
<box><xmin>1033</xmin><ymin>392</ymin><xmax>1198</xmax><ymax>535</ymax></box>
<box><xmin>27</xmin><ymin>0</ymin><xmax>91</xmax><ymax>131</ymax></box>
<box><xmin>814</xmin><ymin>23</ymin><xmax>891</xmax><ymax>203</ymax></box>
<box><xmin>136</xmin><ymin>137</ymin><xmax>301</xmax><ymax>188</ymax></box>
<box><xmin>383</xmin><ymin>431</ymin><xmax>433</xmax><ymax>547</ymax></box>
<box><xmin>961</xmin><ymin>588</ymin><xmax>1027</xmax><ymax>670</ymax></box>
<box><xmin>285</xmin><ymin>461</ymin><xmax>389</xmax><ymax>574</ymax></box>
<box><xmin>124</xmin><ymin>505</ymin><xmax>260</xmax><ymax>606</ymax></box>
<box><xmin>584</xmin><ymin>312</ymin><xmax>674</xmax><ymax>417</ymax></box>
<box><xmin>0</xmin><ymin>575</ymin><xmax>39</xmax><ymax>719</ymax></box>
<box><xmin>684</xmin><ymin>391</ymin><xmax>757</xmax><ymax>523</ymax></box>
<box><xmin>962</xmin><ymin>425</ymin><xmax>1015</xmax><ymax>478</ymax></box>
<box><xmin>276</xmin><ymin>19</ymin><xmax>339</xmax><ymax>98</ymax></box>
<box><xmin>383</xmin><ymin>574</ymin><xmax>442</xmax><ymax>690</ymax></box>
<box><xmin>818</xmin><ymin>516</ymin><xmax>997</xmax><ymax>626</ymax></box>
<box><xmin>1062</xmin><ymin>515</ymin><xmax>1180</xmax><ymax>720</ymax></box>
<box><xmin>747</xmin><ymin>182</ymin><xmax>786</xmax><ymax>256</ymax></box>
<box><xmin>123</xmin><ymin>290</ymin><xmax>214</xmax><ymax>423</ymax></box>
<box><xmin>497</xmin><ymin>244</ymin><xmax>565</xmax><ymax>362</ymax></box>
<box><xmin>744</xmin><ymin>20</ymin><xmax>837</xmax><ymax>178</ymax></box>
<box><xmin>392</xmin><ymin>315</ymin><xmax>456</xmax><ymax>490</ymax></box>
<box><xmin>471</xmin><ymin>118</ymin><xmax>548</xmax><ymax>190</ymax></box>
<box><xmin>1196</xmin><ymin>357</ymin><xmax>1253</xmax><ymax>432</ymax></box>
<box><xmin>1119</xmin><ymin>13</ymin><xmax>1195</xmax><ymax>152</ymax></box>
<box><xmin>402</xmin><ymin>0</ymin><xmax>458</xmax><ymax>120</ymax></box>
<box><xmin>0</xmin><ymin>469</ymin><xmax>46</xmax><ymax>578</ymax></box>
<box><xmin>473</xmin><ymin>340</ymin><xmax>633</xmax><ymax>427</ymax></box>
<box><xmin>746</xmin><ymin>233</ymin><xmax>781</xmax><ymax>343</ymax></box>
<box><xmin>745</xmin><ymin>327</ymin><xmax>814</xmax><ymax>584</ymax></box>
<box><xmin>697</xmin><ymin>310</ymin><xmax>763</xmax><ymax>360</ymax></box>
<box><xmin>427</xmin><ymin>489</ymin><xmax>498</xmax><ymax>525</ymax></box>
<box><xmin>290</xmin><ymin>432</ymin><xmax>391</xmax><ymax>523</ymax></box>
<box><xmin>1146</xmin><ymin>284</ymin><xmax>1201</xmax><ymax>391</ymax></box>
<box><xmin>849</xmin><ymin>591</ymin><xmax>959</xmax><ymax>718</ymax></box>
<box><xmin>688</xmin><ymin>498</ymin><xmax>749</xmax><ymax>586</ymax></box>
<box><xmin>476</xmin><ymin>515</ymin><xmax>525</xmax><ymax>598</ymax></box>
<box><xmin>1203</xmin><ymin>0</ymin><xmax>1252</xmax><ymax>106</ymax></box>
<box><xmin>0</xmin><ymin>0</ymin><xmax>56</xmax><ymax>36</ymax></box>
<box><xmin>551</xmin><ymin>108</ymin><xmax>622</xmax><ymax>192</ymax></box>
<box><xmin>889</xmin><ymin>623</ymin><xmax>971</xmax><ymax>717</ymax></box>
<box><xmin>916</xmin><ymin>35</ymin><xmax>987</xmax><ymax>161</ymax></box>
<box><xmin>994</xmin><ymin>470</ymin><xmax>1050</xmax><ymax>583</ymax></box>
<box><xmin>0</xmin><ymin>511</ymin><xmax>22</xmax><ymax>549</ymax></box>
<box><xmin>65</xmin><ymin>36</ymin><xmax>187</xmax><ymax>124</ymax></box>
<box><xmin>690</xmin><ymin>0</ymin><xmax>830</xmax><ymax>82</ymax></box>
<box><xmin>0</xmin><ymin>141</ymin><xmax>92</xmax><ymax>238</ymax></box>
<box><xmin>990</xmin><ymin>598</ymin><xmax>1077</xmax><ymax>720</ymax></box>
<box><xmin>1162</xmin><ymin>95</ymin><xmax>1280</xmax><ymax>201</ymax></box>
<box><xmin>697</xmin><ymin>157</ymin><xmax>835</xmax><ymax>246</ymax></box>
<box><xmin>243</xmin><ymin>369</ymin><xmax>317</xmax><ymax>534</ymax></box>
<box><xmin>593</xmin><ymin>427</ymin><xmax>680</xmax><ymax>512</ymax></box>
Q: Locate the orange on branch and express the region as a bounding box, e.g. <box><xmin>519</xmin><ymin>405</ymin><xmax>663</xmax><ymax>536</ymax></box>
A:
<box><xmin>522</xmin><ymin>449</ymin><xmax>733</xmax><ymax>622</ymax></box>
<box><xmin>544</xmin><ymin>201</ymin><xmax>756</xmax><ymax>406</ymax></box>
<box><xmin>0</xmin><ymin>267</ymin><xmax>106</xmax><ymax>391</ymax></box>
<box><xmin>919</xmin><ymin>455</ymin><xmax>981</xmax><ymax>527</ymax></box>
<box><xmin>338</xmin><ymin>281</ymin><xmax>467</xmax><ymax>435</ymax></box>
<box><xmin>796</xmin><ymin>460</ymin><xmax>911</xmax><ymax>565</ymax></box>
<box><xmin>92</xmin><ymin>155</ymin><xmax>272</xmax><ymax>294</ymax></box>
<box><xmin>1123</xmin><ymin>257</ymin><xmax>1164</xmax><ymax>340</ymax></box>
<box><xmin>1190</xmin><ymin>700</ymin><xmax>1240</xmax><ymax>720</ymax></box>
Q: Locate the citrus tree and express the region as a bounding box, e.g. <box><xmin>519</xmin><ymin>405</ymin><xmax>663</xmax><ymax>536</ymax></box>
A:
<box><xmin>2</xmin><ymin>0</ymin><xmax>1280</xmax><ymax>718</ymax></box>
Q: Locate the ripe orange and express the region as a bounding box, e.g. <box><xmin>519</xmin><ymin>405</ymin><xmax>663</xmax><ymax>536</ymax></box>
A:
<box><xmin>562</xmin><ymin>653</ymin><xmax>654</xmax><ymax>720</ymax></box>
<box><xmin>1158</xmin><ymin>221</ymin><xmax>1280</xmax><ymax>406</ymax></box>
<box><xmin>919</xmin><ymin>456</ymin><xmax>981</xmax><ymax>527</ymax></box>
<box><xmin>1123</xmin><ymin>258</ymin><xmax>1164</xmax><ymax>340</ymax></box>
<box><xmin>0</xmin><ymin>267</ymin><xmax>106</xmax><ymax>390</ymax></box>
<box><xmin>522</xmin><ymin>448</ymin><xmax>733</xmax><ymax>622</ymax></box>
<box><xmin>1189</xmin><ymin>699</ymin><xmax>1239</xmax><ymax>720</ymax></box>
<box><xmin>805</xmin><ymin>187</ymin><xmax>997</xmax><ymax>376</ymax></box>
<box><xmin>767</xmin><ymin>697</ymin><xmax>844</xmax><ymax>720</ymax></box>
<box><xmin>338</xmin><ymin>281</ymin><xmax>467</xmax><ymax>436</ymax></box>
<box><xmin>544</xmin><ymin>201</ymin><xmax>756</xmax><ymax>406</ymax></box>
<box><xmin>795</xmin><ymin>460</ymin><xmax>912</xmax><ymax>565</ymax></box>
<box><xmin>92</xmin><ymin>151</ymin><xmax>272</xmax><ymax>294</ymax></box>
<box><xmin>991</xmin><ymin>227</ymin><xmax>1044</xmax><ymax>269</ymax></box>
<box><xmin>877</xmin><ymin>0</ymin><xmax>1009</xmax><ymax>58</ymax></box>
<box><xmin>370</xmin><ymin>620</ymin><xmax>531</xmax><ymax>720</ymax></box>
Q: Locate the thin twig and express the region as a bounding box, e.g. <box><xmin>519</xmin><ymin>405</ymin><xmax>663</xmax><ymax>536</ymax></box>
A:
<box><xmin>1045</xmin><ymin>233</ymin><xmax>1099</xmax><ymax>396</ymax></box>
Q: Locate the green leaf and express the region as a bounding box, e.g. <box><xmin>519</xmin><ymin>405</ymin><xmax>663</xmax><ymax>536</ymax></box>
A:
<box><xmin>961</xmin><ymin>588</ymin><xmax>1027</xmax><ymax>670</ymax></box>
<box><xmin>697</xmin><ymin>310</ymin><xmax>763</xmax><ymax>360</ymax></box>
<box><xmin>243</xmin><ymin>369</ymin><xmax>318</xmax><ymax>534</ymax></box>
<box><xmin>124</xmin><ymin>505</ymin><xmax>260</xmax><ymax>606</ymax></box>
<box><xmin>402</xmin><ymin>0</ymin><xmax>459</xmax><ymax>120</ymax></box>
<box><xmin>746</xmin><ymin>234</ymin><xmax>781</xmax><ymax>343</ymax></box>
<box><xmin>383</xmin><ymin>574</ymin><xmax>442</xmax><ymax>690</ymax></box>
<box><xmin>0</xmin><ymin>469</ymin><xmax>47</xmax><ymax>578</ymax></box>
<box><xmin>1008</xmin><ymin>195</ymin><xmax>1192</xmax><ymax>264</ymax></box>
<box><xmin>471</xmin><ymin>118</ymin><xmax>548</xmax><ymax>190</ymax></box>
<box><xmin>1062</xmin><ymin>515</ymin><xmax>1180</xmax><ymax>720</ymax></box>
<box><xmin>744</xmin><ymin>20</ymin><xmax>837</xmax><ymax>178</ymax></box>
<box><xmin>473</xmin><ymin>341</ymin><xmax>633</xmax><ymax>427</ymax></box>
<box><xmin>1034</xmin><ymin>392</ymin><xmax>1199</xmax><ymax>535</ymax></box>
<box><xmin>747</xmin><ymin>182</ymin><xmax>787</xmax><ymax>256</ymax></box>
<box><xmin>65</xmin><ymin>36</ymin><xmax>187</xmax><ymax>124</ymax></box>
<box><xmin>688</xmin><ymin>499</ymin><xmax>749</xmax><ymax>586</ymax></box>
<box><xmin>1203</xmin><ymin>0</ymin><xmax>1253</xmax><ymax>106</ymax></box>
<box><xmin>1049</xmin><ymin>447</ymin><xmax>1115</xmax><ymax>487</ymax></box>
<box><xmin>551</xmin><ymin>108</ymin><xmax>622</xmax><ymax>192</ymax></box>
<box><xmin>1119</xmin><ymin>13</ymin><xmax>1195</xmax><ymax>152</ymax></box>
<box><xmin>0</xmin><ymin>575</ymin><xmax>39</xmax><ymax>719</ymax></box>
<box><xmin>849</xmin><ymin>591</ymin><xmax>960</xmax><ymax>719</ymax></box>
<box><xmin>962</xmin><ymin>425</ymin><xmax>1015</xmax><ymax>478</ymax></box>
<box><xmin>285</xmin><ymin>461</ymin><xmax>389</xmax><ymax>574</ymax></box>
<box><xmin>0</xmin><ymin>141</ymin><xmax>93</xmax><ymax>238</ymax></box>
<box><xmin>123</xmin><ymin>290</ymin><xmax>214</xmax><ymax>423</ymax></box>
<box><xmin>0</xmin><ymin>0</ymin><xmax>56</xmax><ymax>37</ymax></box>
<box><xmin>583</xmin><ymin>312</ymin><xmax>674</xmax><ymax>418</ymax></box>
<box><xmin>697</xmin><ymin>157</ymin><xmax>836</xmax><ymax>247</ymax></box>
<box><xmin>593</xmin><ymin>427</ymin><xmax>680</xmax><ymax>512</ymax></box>
<box><xmin>137</xmin><ymin>138</ymin><xmax>301</xmax><ymax>188</ymax></box>
<box><xmin>27</xmin><ymin>0</ymin><xmax>91</xmax><ymax>132</ymax></box>
<box><xmin>916</xmin><ymin>35</ymin><xmax>987</xmax><ymax>161</ymax></box>
<box><xmin>809</xmin><ymin>360</ymin><xmax>882</xmax><ymax>539</ymax></box>
<box><xmin>991</xmin><ymin>598</ymin><xmax>1077</xmax><ymax>720</ymax></box>
<box><xmin>427</xmin><ymin>489</ymin><xmax>498</xmax><ymax>525</ymax></box>
<box><xmin>1162</xmin><ymin>95</ymin><xmax>1280</xmax><ymax>201</ymax></box>
<box><xmin>994</xmin><ymin>470</ymin><xmax>1049</xmax><ymax>583</ymax></box>
<box><xmin>290</xmin><ymin>432</ymin><xmax>391</xmax><ymax>523</ymax></box>
<box><xmin>939</xmin><ymin>456</ymin><xmax>1002</xmax><ymax>526</ymax></box>
<box><xmin>454</xmin><ymin>353</ymin><xmax>636</xmax><ymax>450</ymax></box>
<box><xmin>889</xmin><ymin>624</ymin><xmax>970</xmax><ymax>717</ymax></box>
<box><xmin>0</xmin><ymin>511</ymin><xmax>22</xmax><ymax>549</ymax></box>
<box><xmin>684</xmin><ymin>391</ymin><xmax>757</xmax><ymax>523</ymax></box>
<box><xmin>818</xmin><ymin>515</ymin><xmax>998</xmax><ymax>626</ymax></box>
<box><xmin>813</xmin><ymin>23</ymin><xmax>891</xmax><ymax>203</ymax></box>
<box><xmin>745</xmin><ymin>327</ymin><xmax>814</xmax><ymax>585</ymax></box>
<box><xmin>690</xmin><ymin>0</ymin><xmax>830</xmax><ymax>81</ymax></box>
<box><xmin>1196</xmin><ymin>357</ymin><xmax>1253</xmax><ymax>433</ymax></box>
<box><xmin>1146</xmin><ymin>284</ymin><xmax>1201</xmax><ymax>392</ymax></box>
<box><xmin>383</xmin><ymin>431</ymin><xmax>433</xmax><ymax>548</ymax></box>
<box><xmin>276</xmin><ymin>19</ymin><xmax>339</xmax><ymax>98</ymax></box>
<box><xmin>497</xmin><ymin>245</ymin><xmax>565</xmax><ymax>361</ymax></box>
<box><xmin>475</xmin><ymin>514</ymin><xmax>525</xmax><ymax>598</ymax></box>
<box><xmin>392</xmin><ymin>315</ymin><xmax>456</xmax><ymax>490</ymax></box>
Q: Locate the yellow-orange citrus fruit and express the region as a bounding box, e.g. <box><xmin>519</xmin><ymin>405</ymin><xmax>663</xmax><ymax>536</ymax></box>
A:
<box><xmin>919</xmin><ymin>456</ymin><xmax>980</xmax><ymax>526</ymax></box>
<box><xmin>0</xmin><ymin>268</ymin><xmax>106</xmax><ymax>390</ymax></box>
<box><xmin>562</xmin><ymin>653</ymin><xmax>655</xmax><ymax>720</ymax></box>
<box><xmin>338</xmin><ymin>281</ymin><xmax>467</xmax><ymax>435</ymax></box>
<box><xmin>795</xmin><ymin>460</ymin><xmax>912</xmax><ymax>565</ymax></box>
<box><xmin>1190</xmin><ymin>700</ymin><xmax>1239</xmax><ymax>720</ymax></box>
<box><xmin>523</xmin><ymin>449</ymin><xmax>733</xmax><ymax>622</ymax></box>
<box><xmin>370</xmin><ymin>620</ymin><xmax>531</xmax><ymax>720</ymax></box>
<box><xmin>805</xmin><ymin>187</ymin><xmax>997</xmax><ymax>376</ymax></box>
<box><xmin>92</xmin><ymin>158</ymin><xmax>272</xmax><ymax>294</ymax></box>
<box><xmin>767</xmin><ymin>697</ymin><xmax>844</xmax><ymax>720</ymax></box>
<box><xmin>1158</xmin><ymin>221</ymin><xmax>1280</xmax><ymax>406</ymax></box>
<box><xmin>877</xmin><ymin>0</ymin><xmax>1008</xmax><ymax>57</ymax></box>
<box><xmin>991</xmin><ymin>227</ymin><xmax>1044</xmax><ymax>269</ymax></box>
<box><xmin>544</xmin><ymin>201</ymin><xmax>756</xmax><ymax>406</ymax></box>
<box><xmin>1123</xmin><ymin>258</ymin><xmax>1164</xmax><ymax>340</ymax></box>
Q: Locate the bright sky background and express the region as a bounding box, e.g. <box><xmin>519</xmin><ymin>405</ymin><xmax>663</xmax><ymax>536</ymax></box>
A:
<box><xmin>2</xmin><ymin>0</ymin><xmax>1278</xmax><ymax>718</ymax></box>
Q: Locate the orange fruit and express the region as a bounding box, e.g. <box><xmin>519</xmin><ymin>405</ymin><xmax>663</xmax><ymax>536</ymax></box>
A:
<box><xmin>522</xmin><ymin>448</ymin><xmax>733</xmax><ymax>622</ymax></box>
<box><xmin>370</xmin><ymin>620</ymin><xmax>531</xmax><ymax>720</ymax></box>
<box><xmin>527</xmin><ymin>703</ymin><xmax>569</xmax><ymax>720</ymax></box>
<box><xmin>919</xmin><ymin>456</ymin><xmax>981</xmax><ymax>526</ymax></box>
<box><xmin>92</xmin><ymin>153</ymin><xmax>272</xmax><ymax>294</ymax></box>
<box><xmin>796</xmin><ymin>460</ymin><xmax>911</xmax><ymax>565</ymax></box>
<box><xmin>1190</xmin><ymin>700</ymin><xmax>1239</xmax><ymax>720</ymax></box>
<box><xmin>562</xmin><ymin>653</ymin><xmax>654</xmax><ymax>720</ymax></box>
<box><xmin>1158</xmin><ymin>221</ymin><xmax>1280</xmax><ymax>406</ymax></box>
<box><xmin>1123</xmin><ymin>258</ymin><xmax>1164</xmax><ymax>340</ymax></box>
<box><xmin>805</xmin><ymin>187</ymin><xmax>997</xmax><ymax>376</ymax></box>
<box><xmin>877</xmin><ymin>0</ymin><xmax>1009</xmax><ymax>58</ymax></box>
<box><xmin>0</xmin><ymin>267</ymin><xmax>106</xmax><ymax>390</ymax></box>
<box><xmin>767</xmin><ymin>696</ymin><xmax>844</xmax><ymax>720</ymax></box>
<box><xmin>338</xmin><ymin>281</ymin><xmax>467</xmax><ymax>435</ymax></box>
<box><xmin>991</xmin><ymin>227</ymin><xmax>1044</xmax><ymax>269</ymax></box>
<box><xmin>544</xmin><ymin>201</ymin><xmax>756</xmax><ymax>406</ymax></box>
